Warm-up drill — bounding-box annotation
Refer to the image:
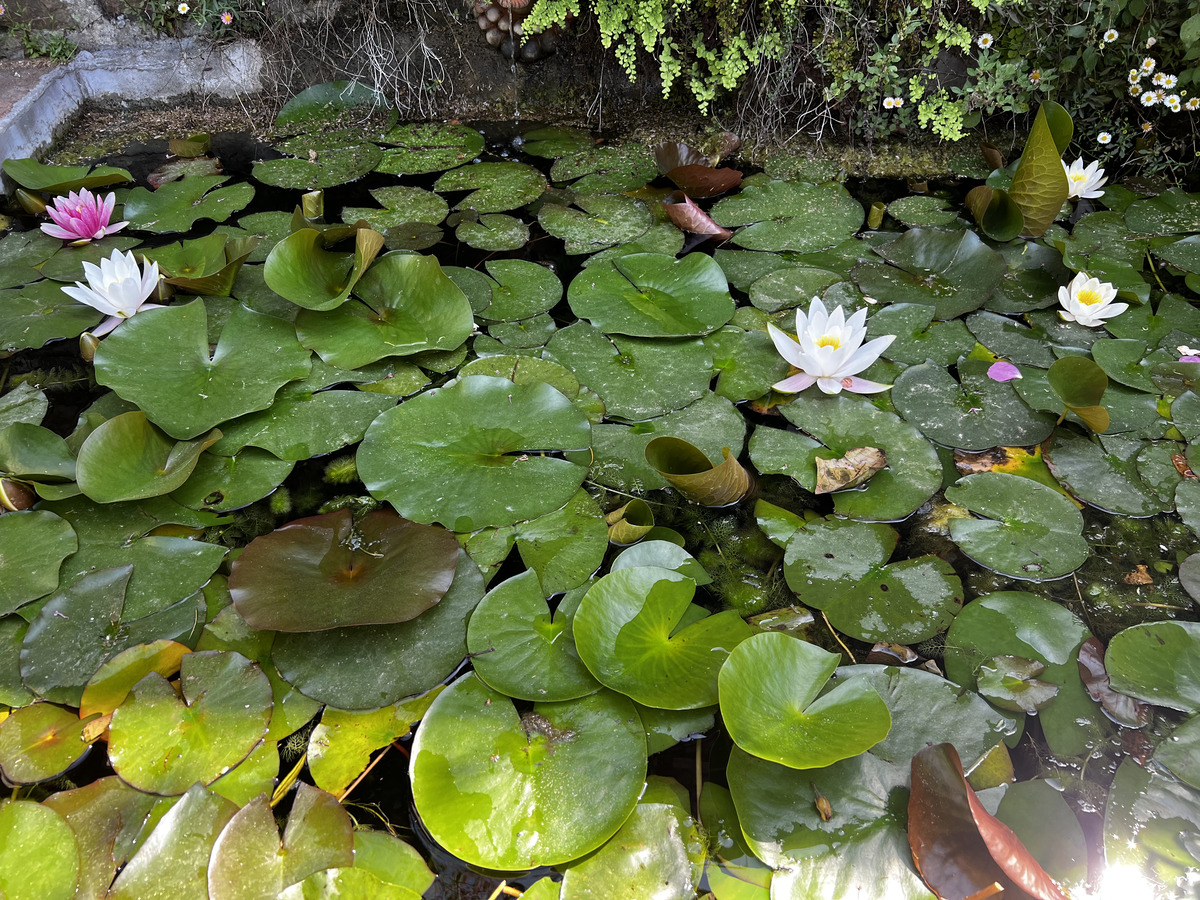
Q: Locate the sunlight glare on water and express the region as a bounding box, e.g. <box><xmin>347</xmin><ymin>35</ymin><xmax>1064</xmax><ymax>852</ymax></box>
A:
<box><xmin>1081</xmin><ymin>864</ymin><xmax>1159</xmax><ymax>900</ymax></box>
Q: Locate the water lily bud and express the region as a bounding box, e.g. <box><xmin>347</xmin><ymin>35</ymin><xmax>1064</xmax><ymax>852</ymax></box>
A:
<box><xmin>79</xmin><ymin>331</ymin><xmax>100</xmax><ymax>362</ymax></box>
<box><xmin>0</xmin><ymin>479</ymin><xmax>36</xmax><ymax>512</ymax></box>
<box><xmin>15</xmin><ymin>188</ymin><xmax>46</xmax><ymax>215</ymax></box>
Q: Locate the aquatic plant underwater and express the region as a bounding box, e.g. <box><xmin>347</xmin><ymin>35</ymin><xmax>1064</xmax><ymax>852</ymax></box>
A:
<box><xmin>4</xmin><ymin>83</ymin><xmax>1200</xmax><ymax>898</ymax></box>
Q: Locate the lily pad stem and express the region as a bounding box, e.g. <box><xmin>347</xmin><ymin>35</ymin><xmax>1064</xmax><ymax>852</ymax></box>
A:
<box><xmin>821</xmin><ymin>610</ymin><xmax>856</xmax><ymax>663</ymax></box>
<box><xmin>271</xmin><ymin>752</ymin><xmax>307</xmax><ymax>807</ymax></box>
<box><xmin>1146</xmin><ymin>250</ymin><xmax>1168</xmax><ymax>294</ymax></box>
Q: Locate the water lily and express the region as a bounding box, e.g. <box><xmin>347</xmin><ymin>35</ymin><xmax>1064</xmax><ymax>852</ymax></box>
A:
<box><xmin>61</xmin><ymin>248</ymin><xmax>161</xmax><ymax>336</ymax></box>
<box><xmin>768</xmin><ymin>298</ymin><xmax>895</xmax><ymax>395</ymax></box>
<box><xmin>1062</xmin><ymin>158</ymin><xmax>1106</xmax><ymax>200</ymax></box>
<box><xmin>40</xmin><ymin>187</ymin><xmax>128</xmax><ymax>243</ymax></box>
<box><xmin>1057</xmin><ymin>273</ymin><xmax>1127</xmax><ymax>327</ymax></box>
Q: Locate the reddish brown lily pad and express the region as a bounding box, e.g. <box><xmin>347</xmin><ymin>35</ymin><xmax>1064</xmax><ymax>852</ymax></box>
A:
<box><xmin>909</xmin><ymin>743</ymin><xmax>1069</xmax><ymax>900</ymax></box>
<box><xmin>230</xmin><ymin>508</ymin><xmax>459</xmax><ymax>633</ymax></box>
<box><xmin>663</xmin><ymin>191</ymin><xmax>733</xmax><ymax>240</ymax></box>
<box><xmin>667</xmin><ymin>164</ymin><xmax>743</xmax><ymax>198</ymax></box>
<box><xmin>1077</xmin><ymin>637</ymin><xmax>1150</xmax><ymax>728</ymax></box>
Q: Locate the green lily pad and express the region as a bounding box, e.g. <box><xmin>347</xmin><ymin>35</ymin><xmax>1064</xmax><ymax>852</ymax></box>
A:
<box><xmin>0</xmin><ymin>280</ymin><xmax>108</xmax><ymax>351</ymax></box>
<box><xmin>0</xmin><ymin>799</ymin><xmax>80</xmax><ymax>900</ymax></box>
<box><xmin>985</xmin><ymin>240</ymin><xmax>1072</xmax><ymax>315</ymax></box>
<box><xmin>294</xmin><ymin>251</ymin><xmax>474</xmax><ymax>368</ymax></box>
<box><xmin>207</xmin><ymin>784</ymin><xmax>354</xmax><ymax>898</ymax></box>
<box><xmin>549</xmin><ymin>144</ymin><xmax>658</xmax><ymax>193</ymax></box>
<box><xmin>170</xmin><ymin>448</ymin><xmax>294</xmax><ymax>512</ymax></box>
<box><xmin>887</xmin><ymin>195</ymin><xmax>961</xmax><ymax>228</ymax></box>
<box><xmin>522</xmin><ymin>125</ymin><xmax>594</xmax><ymax>158</ymax></box>
<box><xmin>108</xmin><ymin>649</ymin><xmax>272</xmax><ymax>794</ymax></box>
<box><xmin>966</xmin><ymin>311</ymin><xmax>1059</xmax><ymax>367</ymax></box>
<box><xmin>590</xmin><ymin>394</ymin><xmax>742</xmax><ymax>492</ymax></box>
<box><xmin>341</xmin><ymin>185</ymin><xmax>448</xmax><ymax>229</ymax></box>
<box><xmin>711</xmin><ymin>180</ymin><xmax>864</xmax><ymax>253</ymax></box>
<box><xmin>0</xmin><ymin>383</ymin><xmax>47</xmax><ymax>430</ymax></box>
<box><xmin>3</xmin><ymin>158</ymin><xmax>131</xmax><ymax>192</ymax></box>
<box><xmin>1091</xmin><ymin>338</ymin><xmax>1169</xmax><ymax>393</ymax></box>
<box><xmin>107</xmin><ymin>783</ymin><xmax>238</xmax><ymax>900</ymax></box>
<box><xmin>20</xmin><ymin>565</ymin><xmax>204</xmax><ymax>705</ymax></box>
<box><xmin>862</xmin><ymin>303</ymin><xmax>975</xmax><ymax>365</ymax></box>
<box><xmin>944</xmin><ymin>591</ymin><xmax>1098</xmax><ymax>758</ymax></box>
<box><xmin>975</xmin><ymin>655</ymin><xmax>1060</xmax><ymax>713</ymax></box>
<box><xmin>538</xmin><ymin>194</ymin><xmax>653</xmax><ymax>254</ymax></box>
<box><xmin>122</xmin><ymin>175</ymin><xmax>255</xmax><ymax>233</ymax></box>
<box><xmin>1060</xmin><ymin>211</ymin><xmax>1149</xmax><ymax>269</ymax></box>
<box><xmin>216</xmin><ymin>210</ymin><xmax>292</xmax><ymax>263</ymax></box>
<box><xmin>41</xmin><ymin>495</ymin><xmax>227</xmax><ymax>619</ymax></box>
<box><xmin>1043</xmin><ymin>429</ymin><xmax>1171</xmax><ymax>516</ymax></box>
<box><xmin>0</xmin><ymin>702</ymin><xmax>96</xmax><ymax>783</ymax></box>
<box><xmin>567</xmin><ymin>252</ymin><xmax>733</xmax><ymax>336</ymax></box>
<box><xmin>544</xmin><ymin>321</ymin><xmax>713</xmax><ymax>421</ymax></box>
<box><xmin>504</xmin><ymin>488</ymin><xmax>608</xmax><ymax>593</ymax></box>
<box><xmin>706</xmin><ymin>324</ymin><xmax>793</xmax><ymax>401</ymax></box>
<box><xmin>79</xmin><ymin>639</ymin><xmax>190</xmax><ymax>720</ymax></box>
<box><xmin>1154</xmin><ymin>234</ymin><xmax>1200</xmax><ymax>273</ymax></box>
<box><xmin>456</xmin><ymin>213</ymin><xmax>530</xmax><ymax>251</ymax></box>
<box><xmin>274</xmin><ymin>81</ymin><xmax>395</xmax><ymax>135</ymax></box>
<box><xmin>359</xmin><ymin>375</ymin><xmax>589</xmax><ymax>531</ymax></box>
<box><xmin>479</xmin><ymin>258</ymin><xmax>562</xmax><ymax>322</ymax></box>
<box><xmin>76</xmin><ymin>411</ymin><xmax>219</xmax><ymax>503</ymax></box>
<box><xmin>254</xmin><ymin>142</ymin><xmax>384</xmax><ymax>191</ymax></box>
<box><xmin>0</xmin><ymin>422</ymin><xmax>76</xmax><ymax>484</ymax></box>
<box><xmin>272</xmin><ymin>549</ymin><xmax>484</xmax><ymax>708</ymax></box>
<box><xmin>783</xmin><ymin>517</ymin><xmax>962</xmax><ymax>642</ymax></box>
<box><xmin>1105</xmin><ymin>621</ymin><xmax>1200</xmax><ymax>713</ymax></box>
<box><xmin>585</xmin><ymin>223</ymin><xmax>686</xmax><ymax>267</ymax></box>
<box><xmin>751</xmin><ymin>396</ymin><xmax>941</xmax><ymax>521</ymax></box>
<box><xmin>0</xmin><ymin>510</ymin><xmax>76</xmax><ymax>615</ymax></box>
<box><xmin>1126</xmin><ymin>188</ymin><xmax>1200</xmax><ymax>234</ymax></box>
<box><xmin>1154</xmin><ymin>716</ymin><xmax>1200</xmax><ymax>789</ymax></box>
<box><xmin>467</xmin><ymin>569</ymin><xmax>600</xmax><ymax>701</ymax></box>
<box><xmin>263</xmin><ymin>226</ymin><xmax>384</xmax><ymax>311</ymax></box>
<box><xmin>38</xmin><ymin>235</ymin><xmax>143</xmax><ymax>282</ymax></box>
<box><xmin>95</xmin><ymin>300</ymin><xmax>311</xmax><ymax>440</ymax></box>
<box><xmin>944</xmin><ymin>472</ymin><xmax>1089</xmax><ymax>581</ymax></box>
<box><xmin>376</xmin><ymin>122</ymin><xmax>485</xmax><ymax>175</ymax></box>
<box><xmin>573</xmin><ymin>565</ymin><xmax>752</xmax><ymax>709</ymax></box>
<box><xmin>230</xmin><ymin>509</ymin><xmax>459</xmax><ymax>632</ymax></box>
<box><xmin>892</xmin><ymin>360</ymin><xmax>1055</xmax><ymax>451</ymax></box>
<box><xmin>720</xmin><ymin>631</ymin><xmax>891</xmax><ymax>768</ymax></box>
<box><xmin>747</xmin><ymin>266</ymin><xmax>845</xmax><ymax>313</ymax></box>
<box><xmin>853</xmin><ymin>228</ymin><xmax>1006</xmax><ymax>319</ymax></box>
<box><xmin>410</xmin><ymin>673</ymin><xmax>647</xmax><ymax>869</ymax></box>
<box><xmin>728</xmin><ymin>746</ymin><xmax>933</xmax><ymax>898</ymax></box>
<box><xmin>434</xmin><ymin>161</ymin><xmax>546</xmax><ymax>213</ymax></box>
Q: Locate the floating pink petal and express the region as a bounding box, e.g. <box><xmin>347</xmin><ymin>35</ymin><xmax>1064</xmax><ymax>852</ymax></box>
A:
<box><xmin>987</xmin><ymin>361</ymin><xmax>1022</xmax><ymax>382</ymax></box>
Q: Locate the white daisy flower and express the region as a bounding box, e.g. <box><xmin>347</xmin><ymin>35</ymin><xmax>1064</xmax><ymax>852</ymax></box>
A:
<box><xmin>883</xmin><ymin>97</ymin><xmax>896</xmax><ymax>109</ymax></box>
<box><xmin>1103</xmin><ymin>29</ymin><xmax>1118</xmax><ymax>42</ymax></box>
<box><xmin>1128</xmin><ymin>68</ymin><xmax>1142</xmax><ymax>84</ymax></box>
<box><xmin>977</xmin><ymin>33</ymin><xmax>994</xmax><ymax>50</ymax></box>
<box><xmin>176</xmin><ymin>1</ymin><xmax>188</xmax><ymax>12</ymax></box>
<box><xmin>1167</xmin><ymin>95</ymin><xmax>1182</xmax><ymax>111</ymax></box>
<box><xmin>1152</xmin><ymin>72</ymin><xmax>1166</xmax><ymax>85</ymax></box>
<box><xmin>1141</xmin><ymin>90</ymin><xmax>1158</xmax><ymax>106</ymax></box>
<box><xmin>1188</xmin><ymin>98</ymin><xmax>1200</xmax><ymax>110</ymax></box>
<box><xmin>1097</xmin><ymin>132</ymin><xmax>1112</xmax><ymax>145</ymax></box>
<box><xmin>1141</xmin><ymin>57</ymin><xmax>1157</xmax><ymax>73</ymax></box>
<box><xmin>1163</xmin><ymin>74</ymin><xmax>1178</xmax><ymax>88</ymax></box>
<box><xmin>893</xmin><ymin>96</ymin><xmax>904</xmax><ymax>107</ymax></box>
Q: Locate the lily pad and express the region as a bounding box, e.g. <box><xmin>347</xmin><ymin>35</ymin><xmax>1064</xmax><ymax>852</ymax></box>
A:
<box><xmin>0</xmin><ymin>510</ymin><xmax>77</xmax><ymax>615</ymax></box>
<box><xmin>892</xmin><ymin>360</ymin><xmax>1056</xmax><ymax>451</ymax></box>
<box><xmin>263</xmin><ymin>226</ymin><xmax>384</xmax><ymax>311</ymax></box>
<box><xmin>294</xmin><ymin>251</ymin><xmax>474</xmax><ymax>368</ymax></box>
<box><xmin>887</xmin><ymin>195</ymin><xmax>961</xmax><ymax>228</ymax></box>
<box><xmin>456</xmin><ymin>213</ymin><xmax>529</xmax><ymax>251</ymax></box>
<box><xmin>522</xmin><ymin>125</ymin><xmax>594</xmax><ymax>158</ymax></box>
<box><xmin>567</xmin><ymin>252</ymin><xmax>733</xmax><ymax>336</ymax></box>
<box><xmin>170</xmin><ymin>448</ymin><xmax>294</xmax><ymax>512</ymax></box>
<box><xmin>0</xmin><ymin>799</ymin><xmax>80</xmax><ymax>900</ymax></box>
<box><xmin>0</xmin><ymin>702</ymin><xmax>96</xmax><ymax>783</ymax></box>
<box><xmin>864</xmin><ymin>303</ymin><xmax>975</xmax><ymax>366</ymax></box>
<box><xmin>467</xmin><ymin>569</ymin><xmax>600</xmax><ymax>701</ymax></box>
<box><xmin>853</xmin><ymin>228</ymin><xmax>1006</xmax><ymax>319</ymax></box>
<box><xmin>706</xmin><ymin>324</ymin><xmax>793</xmax><ymax>401</ymax></box>
<box><xmin>720</xmin><ymin>631</ymin><xmax>891</xmax><ymax>768</ymax></box>
<box><xmin>748</xmin><ymin>266</ymin><xmax>844</xmax><ymax>313</ymax></box>
<box><xmin>75</xmin><ymin>411</ymin><xmax>219</xmax><ymax>503</ymax></box>
<box><xmin>341</xmin><ymin>185</ymin><xmax>448</xmax><ymax>229</ymax></box>
<box><xmin>38</xmin><ymin>235</ymin><xmax>143</xmax><ymax>283</ymax></box>
<box><xmin>122</xmin><ymin>175</ymin><xmax>255</xmax><ymax>233</ymax></box>
<box><xmin>1125</xmin><ymin>188</ymin><xmax>1200</xmax><ymax>234</ymax></box>
<box><xmin>108</xmin><ymin>649</ymin><xmax>272</xmax><ymax>794</ymax></box>
<box><xmin>783</xmin><ymin>517</ymin><xmax>963</xmax><ymax>642</ymax></box>
<box><xmin>945</xmin><ymin>472</ymin><xmax>1089</xmax><ymax>580</ymax></box>
<box><xmin>230</xmin><ymin>509</ymin><xmax>460</xmax><ymax>632</ymax></box>
<box><xmin>975</xmin><ymin>656</ymin><xmax>1061</xmax><ymax>712</ymax></box>
<box><xmin>549</xmin><ymin>144</ymin><xmax>658</xmax><ymax>194</ymax></box>
<box><xmin>376</xmin><ymin>123</ymin><xmax>485</xmax><ymax>175</ymax></box>
<box><xmin>644</xmin><ymin>436</ymin><xmax>752</xmax><ymax>505</ymax></box>
<box><xmin>0</xmin><ymin>280</ymin><xmax>109</xmax><ymax>352</ymax></box>
<box><xmin>544</xmin><ymin>321</ymin><xmax>713</xmax><ymax>421</ymax></box>
<box><xmin>274</xmin><ymin>81</ymin><xmax>394</xmax><ymax>135</ymax></box>
<box><xmin>3</xmin><ymin>158</ymin><xmax>131</xmax><ymax>192</ymax></box>
<box><xmin>410</xmin><ymin>673</ymin><xmax>647</xmax><ymax>869</ymax></box>
<box><xmin>273</xmin><ymin>549</ymin><xmax>485</xmax><ymax>708</ymax></box>
<box><xmin>1105</xmin><ymin>621</ymin><xmax>1200</xmax><ymax>713</ymax></box>
<box><xmin>1043</xmin><ymin>428</ymin><xmax>1171</xmax><ymax>516</ymax></box>
<box><xmin>479</xmin><ymin>258</ymin><xmax>562</xmax><ymax>322</ymax></box>
<box><xmin>986</xmin><ymin>240</ymin><xmax>1073</xmax><ymax>315</ymax></box>
<box><xmin>95</xmin><ymin>301</ymin><xmax>311</xmax><ymax>440</ymax></box>
<box><xmin>966</xmin><ymin>311</ymin><xmax>1059</xmax><ymax>367</ymax></box>
<box><xmin>254</xmin><ymin>140</ymin><xmax>384</xmax><ymax>191</ymax></box>
<box><xmin>573</xmin><ymin>565</ymin><xmax>752</xmax><ymax>709</ymax></box>
<box><xmin>538</xmin><ymin>194</ymin><xmax>653</xmax><ymax>254</ymax></box>
<box><xmin>359</xmin><ymin>375</ymin><xmax>590</xmax><ymax>531</ymax></box>
<box><xmin>434</xmin><ymin>162</ymin><xmax>546</xmax><ymax>213</ymax></box>
<box><xmin>751</xmin><ymin>396</ymin><xmax>941</xmax><ymax>521</ymax></box>
<box><xmin>711</xmin><ymin>180</ymin><xmax>864</xmax><ymax>252</ymax></box>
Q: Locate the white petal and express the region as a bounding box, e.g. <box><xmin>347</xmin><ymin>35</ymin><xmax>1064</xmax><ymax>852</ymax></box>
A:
<box><xmin>767</xmin><ymin>323</ymin><xmax>806</xmax><ymax>368</ymax></box>
<box><xmin>773</xmin><ymin>372</ymin><xmax>817</xmax><ymax>393</ymax></box>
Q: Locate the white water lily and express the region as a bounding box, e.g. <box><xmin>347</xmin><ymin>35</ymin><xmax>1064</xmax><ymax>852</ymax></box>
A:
<box><xmin>1063</xmin><ymin>157</ymin><xmax>1107</xmax><ymax>199</ymax></box>
<box><xmin>1058</xmin><ymin>273</ymin><xmax>1127</xmax><ymax>327</ymax></box>
<box><xmin>61</xmin><ymin>248</ymin><xmax>161</xmax><ymax>336</ymax></box>
<box><xmin>768</xmin><ymin>298</ymin><xmax>895</xmax><ymax>395</ymax></box>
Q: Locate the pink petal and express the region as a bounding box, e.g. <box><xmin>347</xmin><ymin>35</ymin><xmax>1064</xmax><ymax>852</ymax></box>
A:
<box><xmin>41</xmin><ymin>223</ymin><xmax>82</xmax><ymax>240</ymax></box>
<box><xmin>1181</xmin><ymin>356</ymin><xmax>1200</xmax><ymax>363</ymax></box>
<box><xmin>840</xmin><ymin>376</ymin><xmax>893</xmax><ymax>394</ymax></box>
<box><xmin>773</xmin><ymin>372</ymin><xmax>817</xmax><ymax>393</ymax></box>
<box><xmin>987</xmin><ymin>361</ymin><xmax>1022</xmax><ymax>382</ymax></box>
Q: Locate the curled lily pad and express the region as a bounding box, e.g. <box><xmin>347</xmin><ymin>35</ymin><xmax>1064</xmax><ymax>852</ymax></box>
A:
<box><xmin>607</xmin><ymin>499</ymin><xmax>656</xmax><ymax>544</ymax></box>
<box><xmin>76</xmin><ymin>412</ymin><xmax>220</xmax><ymax>503</ymax></box>
<box><xmin>711</xmin><ymin>180</ymin><xmax>864</xmax><ymax>253</ymax></box>
<box><xmin>567</xmin><ymin>252</ymin><xmax>733</xmax><ymax>337</ymax></box>
<box><xmin>719</xmin><ymin>632</ymin><xmax>891</xmax><ymax>769</ymax></box>
<box><xmin>573</xmin><ymin>565</ymin><xmax>752</xmax><ymax>709</ymax></box>
<box><xmin>123</xmin><ymin>175</ymin><xmax>254</xmax><ymax>234</ymax></box>
<box><xmin>644</xmin><ymin>436</ymin><xmax>751</xmax><ymax>505</ymax></box>
<box><xmin>466</xmin><ymin>569</ymin><xmax>600</xmax><ymax>701</ymax></box>
<box><xmin>2</xmin><ymin>158</ymin><xmax>131</xmax><ymax>192</ymax></box>
<box><xmin>783</xmin><ymin>517</ymin><xmax>962</xmax><ymax>643</ymax></box>
<box><xmin>263</xmin><ymin>226</ymin><xmax>384</xmax><ymax>311</ymax></box>
<box><xmin>230</xmin><ymin>509</ymin><xmax>459</xmax><ymax>632</ymax></box>
<box><xmin>359</xmin><ymin>375</ymin><xmax>590</xmax><ymax>531</ymax></box>
<box><xmin>944</xmin><ymin>472</ymin><xmax>1089</xmax><ymax>581</ymax></box>
<box><xmin>94</xmin><ymin>301</ymin><xmax>312</xmax><ymax>440</ymax></box>
<box><xmin>410</xmin><ymin>673</ymin><xmax>647</xmax><ymax>870</ymax></box>
<box><xmin>663</xmin><ymin>191</ymin><xmax>733</xmax><ymax>240</ymax></box>
<box><xmin>274</xmin><ymin>81</ymin><xmax>394</xmax><ymax>135</ymax></box>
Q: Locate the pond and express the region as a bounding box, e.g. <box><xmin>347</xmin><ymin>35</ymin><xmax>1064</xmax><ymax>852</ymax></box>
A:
<box><xmin>2</xmin><ymin>81</ymin><xmax>1200</xmax><ymax>899</ymax></box>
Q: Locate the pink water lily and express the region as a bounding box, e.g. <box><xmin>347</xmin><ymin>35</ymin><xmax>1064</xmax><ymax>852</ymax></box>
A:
<box><xmin>61</xmin><ymin>248</ymin><xmax>161</xmax><ymax>336</ymax></box>
<box><xmin>40</xmin><ymin>187</ymin><xmax>128</xmax><ymax>243</ymax></box>
<box><xmin>768</xmin><ymin>298</ymin><xmax>896</xmax><ymax>395</ymax></box>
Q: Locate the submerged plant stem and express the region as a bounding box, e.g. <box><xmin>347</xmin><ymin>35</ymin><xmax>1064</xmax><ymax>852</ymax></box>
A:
<box><xmin>821</xmin><ymin>611</ymin><xmax>856</xmax><ymax>663</ymax></box>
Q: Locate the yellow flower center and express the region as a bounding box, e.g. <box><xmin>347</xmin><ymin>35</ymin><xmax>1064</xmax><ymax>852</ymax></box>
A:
<box><xmin>1077</xmin><ymin>289</ymin><xmax>1103</xmax><ymax>306</ymax></box>
<box><xmin>1071</xmin><ymin>173</ymin><xmax>1087</xmax><ymax>183</ymax></box>
<box><xmin>816</xmin><ymin>335</ymin><xmax>841</xmax><ymax>350</ymax></box>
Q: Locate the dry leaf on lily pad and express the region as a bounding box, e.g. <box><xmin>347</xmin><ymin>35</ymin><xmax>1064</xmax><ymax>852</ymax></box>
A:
<box><xmin>663</xmin><ymin>191</ymin><xmax>732</xmax><ymax>240</ymax></box>
<box><xmin>814</xmin><ymin>446</ymin><xmax>886</xmax><ymax>494</ymax></box>
<box><xmin>909</xmin><ymin>742</ymin><xmax>1070</xmax><ymax>900</ymax></box>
